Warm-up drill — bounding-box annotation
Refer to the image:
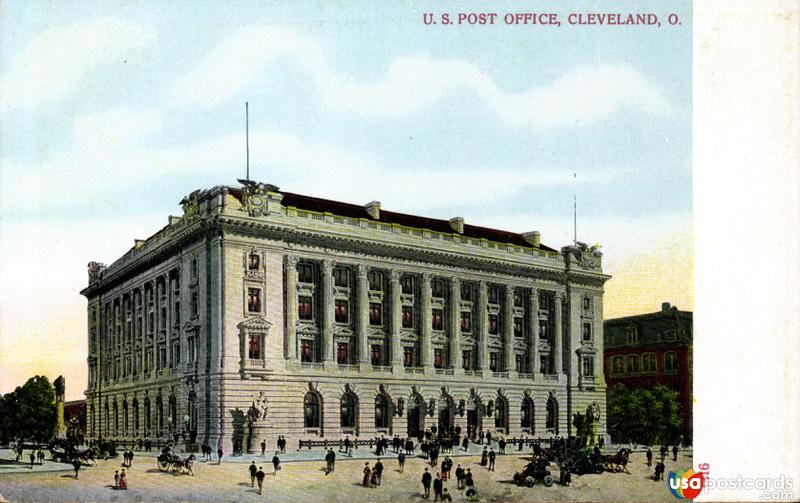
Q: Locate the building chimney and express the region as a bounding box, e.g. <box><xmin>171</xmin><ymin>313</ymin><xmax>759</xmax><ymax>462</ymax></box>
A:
<box><xmin>662</xmin><ymin>302</ymin><xmax>672</xmax><ymax>312</ymax></box>
<box><xmin>522</xmin><ymin>231</ymin><xmax>541</xmax><ymax>247</ymax></box>
<box><xmin>449</xmin><ymin>217</ymin><xmax>464</xmax><ymax>234</ymax></box>
<box><xmin>365</xmin><ymin>201</ymin><xmax>380</xmax><ymax>219</ymax></box>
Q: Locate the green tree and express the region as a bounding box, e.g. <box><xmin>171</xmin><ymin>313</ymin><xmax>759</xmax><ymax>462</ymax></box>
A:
<box><xmin>607</xmin><ymin>384</ymin><xmax>683</xmax><ymax>446</ymax></box>
<box><xmin>0</xmin><ymin>376</ymin><xmax>57</xmax><ymax>443</ymax></box>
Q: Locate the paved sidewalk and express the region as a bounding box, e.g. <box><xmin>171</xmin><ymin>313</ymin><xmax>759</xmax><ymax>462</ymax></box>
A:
<box><xmin>0</xmin><ymin>450</ymin><xmax>73</xmax><ymax>475</ymax></box>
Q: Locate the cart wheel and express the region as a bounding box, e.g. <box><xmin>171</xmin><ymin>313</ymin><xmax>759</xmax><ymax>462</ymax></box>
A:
<box><xmin>525</xmin><ymin>476</ymin><xmax>535</xmax><ymax>487</ymax></box>
<box><xmin>157</xmin><ymin>460</ymin><xmax>170</xmax><ymax>472</ymax></box>
<box><xmin>543</xmin><ymin>475</ymin><xmax>554</xmax><ymax>487</ymax></box>
<box><xmin>595</xmin><ymin>464</ymin><xmax>604</xmax><ymax>474</ymax></box>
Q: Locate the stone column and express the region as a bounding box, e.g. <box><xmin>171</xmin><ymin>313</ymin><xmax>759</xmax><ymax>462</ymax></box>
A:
<box><xmin>420</xmin><ymin>272</ymin><xmax>433</xmax><ymax>371</ymax></box>
<box><xmin>528</xmin><ymin>287</ymin><xmax>540</xmax><ymax>374</ymax></box>
<box><xmin>594</xmin><ymin>293</ymin><xmax>605</xmax><ymax>383</ymax></box>
<box><xmin>504</xmin><ymin>284</ymin><xmax>515</xmax><ymax>373</ymax></box>
<box><xmin>554</xmin><ymin>292</ymin><xmax>564</xmax><ymax>375</ymax></box>
<box><xmin>151</xmin><ymin>281</ymin><xmax>157</xmax><ymax>372</ymax></box>
<box><xmin>389</xmin><ymin>270</ymin><xmax>403</xmax><ymax>368</ymax></box>
<box><xmin>357</xmin><ymin>265</ymin><xmax>370</xmax><ymax>367</ymax></box>
<box><xmin>284</xmin><ymin>255</ymin><xmax>299</xmax><ymax>361</ymax></box>
<box><xmin>477</xmin><ymin>281</ymin><xmax>490</xmax><ymax>374</ymax></box>
<box><xmin>449</xmin><ymin>278</ymin><xmax>461</xmax><ymax>371</ymax></box>
<box><xmin>321</xmin><ymin>259</ymin><xmax>335</xmax><ymax>365</ymax></box>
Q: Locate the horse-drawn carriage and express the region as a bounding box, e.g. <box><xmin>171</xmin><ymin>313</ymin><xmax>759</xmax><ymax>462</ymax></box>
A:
<box><xmin>600</xmin><ymin>448</ymin><xmax>631</xmax><ymax>473</ymax></box>
<box><xmin>563</xmin><ymin>447</ymin><xmax>605</xmax><ymax>475</ymax></box>
<box><xmin>513</xmin><ymin>457</ymin><xmax>555</xmax><ymax>487</ymax></box>
<box><xmin>156</xmin><ymin>447</ymin><xmax>195</xmax><ymax>475</ymax></box>
<box><xmin>47</xmin><ymin>440</ymin><xmax>97</xmax><ymax>465</ymax></box>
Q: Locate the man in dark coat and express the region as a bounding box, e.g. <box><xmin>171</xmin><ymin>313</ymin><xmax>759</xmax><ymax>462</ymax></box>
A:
<box><xmin>260</xmin><ymin>440</ymin><xmax>266</xmax><ymax>457</ymax></box>
<box><xmin>672</xmin><ymin>445</ymin><xmax>679</xmax><ymax>461</ymax></box>
<box><xmin>249</xmin><ymin>461</ymin><xmax>257</xmax><ymax>486</ymax></box>
<box><xmin>272</xmin><ymin>452</ymin><xmax>280</xmax><ymax>475</ymax></box>
<box><xmin>421</xmin><ymin>467</ymin><xmax>432</xmax><ymax>498</ymax></box>
<box><xmin>455</xmin><ymin>464</ymin><xmax>465</xmax><ymax>489</ymax></box>
<box><xmin>217</xmin><ymin>447</ymin><xmax>223</xmax><ymax>464</ymax></box>
<box><xmin>646</xmin><ymin>447</ymin><xmax>653</xmax><ymax>467</ymax></box>
<box><xmin>398</xmin><ymin>451</ymin><xmax>406</xmax><ymax>473</ymax></box>
<box><xmin>433</xmin><ymin>473</ymin><xmax>443</xmax><ymax>502</ymax></box>
<box><xmin>256</xmin><ymin>466</ymin><xmax>266</xmax><ymax>494</ymax></box>
<box><xmin>375</xmin><ymin>458</ymin><xmax>384</xmax><ymax>485</ymax></box>
<box><xmin>488</xmin><ymin>448</ymin><xmax>496</xmax><ymax>471</ymax></box>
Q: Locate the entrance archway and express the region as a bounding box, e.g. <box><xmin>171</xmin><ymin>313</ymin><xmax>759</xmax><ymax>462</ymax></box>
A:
<box><xmin>466</xmin><ymin>392</ymin><xmax>482</xmax><ymax>439</ymax></box>
<box><xmin>407</xmin><ymin>393</ymin><xmax>424</xmax><ymax>438</ymax></box>
<box><xmin>438</xmin><ymin>396</ymin><xmax>454</xmax><ymax>434</ymax></box>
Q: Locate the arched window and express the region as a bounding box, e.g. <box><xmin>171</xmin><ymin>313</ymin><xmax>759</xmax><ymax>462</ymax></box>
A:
<box><xmin>495</xmin><ymin>395</ymin><xmax>508</xmax><ymax>431</ymax></box>
<box><xmin>664</xmin><ymin>351</ymin><xmax>678</xmax><ymax>372</ymax></box>
<box><xmin>546</xmin><ymin>396</ymin><xmax>558</xmax><ymax>432</ymax></box>
<box><xmin>612</xmin><ymin>356</ymin><xmax>624</xmax><ymax>375</ymax></box>
<box><xmin>521</xmin><ymin>397</ymin><xmax>534</xmax><ymax>431</ymax></box>
<box><xmin>144</xmin><ymin>397</ymin><xmax>151</xmax><ymax>436</ymax></box>
<box><xmin>304</xmin><ymin>392</ymin><xmax>321</xmax><ymax>429</ymax></box>
<box><xmin>340</xmin><ymin>392</ymin><xmax>357</xmax><ymax>429</ymax></box>
<box><xmin>113</xmin><ymin>400</ymin><xmax>119</xmax><ymax>436</ymax></box>
<box><xmin>375</xmin><ymin>394</ymin><xmax>390</xmax><ymax>429</ymax></box>
<box><xmin>122</xmin><ymin>399</ymin><xmax>129</xmax><ymax>436</ymax></box>
<box><xmin>132</xmin><ymin>398</ymin><xmax>139</xmax><ymax>436</ymax></box>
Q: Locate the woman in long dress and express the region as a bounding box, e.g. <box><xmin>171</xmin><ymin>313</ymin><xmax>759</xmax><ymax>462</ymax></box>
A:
<box><xmin>119</xmin><ymin>469</ymin><xmax>128</xmax><ymax>490</ymax></box>
<box><xmin>362</xmin><ymin>463</ymin><xmax>371</xmax><ymax>487</ymax></box>
<box><xmin>480</xmin><ymin>448</ymin><xmax>488</xmax><ymax>466</ymax></box>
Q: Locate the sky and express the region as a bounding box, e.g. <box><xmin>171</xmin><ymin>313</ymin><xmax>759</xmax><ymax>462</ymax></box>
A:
<box><xmin>0</xmin><ymin>0</ymin><xmax>692</xmax><ymax>400</ymax></box>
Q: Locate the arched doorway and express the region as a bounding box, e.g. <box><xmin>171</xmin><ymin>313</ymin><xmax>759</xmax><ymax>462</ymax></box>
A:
<box><xmin>340</xmin><ymin>390</ymin><xmax>358</xmax><ymax>434</ymax></box>
<box><xmin>494</xmin><ymin>394</ymin><xmax>509</xmax><ymax>434</ymax></box>
<box><xmin>466</xmin><ymin>391</ymin><xmax>482</xmax><ymax>439</ymax></box>
<box><xmin>521</xmin><ymin>396</ymin><xmax>534</xmax><ymax>433</ymax></box>
<box><xmin>438</xmin><ymin>394</ymin><xmax>454</xmax><ymax>434</ymax></box>
<box><xmin>546</xmin><ymin>393</ymin><xmax>558</xmax><ymax>434</ymax></box>
<box><xmin>304</xmin><ymin>391</ymin><xmax>322</xmax><ymax>432</ymax></box>
<box><xmin>407</xmin><ymin>393</ymin><xmax>425</xmax><ymax>438</ymax></box>
<box><xmin>375</xmin><ymin>393</ymin><xmax>392</xmax><ymax>432</ymax></box>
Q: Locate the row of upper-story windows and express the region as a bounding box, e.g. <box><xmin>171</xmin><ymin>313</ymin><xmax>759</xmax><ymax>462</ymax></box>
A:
<box><xmin>609</xmin><ymin>351</ymin><xmax>680</xmax><ymax>375</ymax></box>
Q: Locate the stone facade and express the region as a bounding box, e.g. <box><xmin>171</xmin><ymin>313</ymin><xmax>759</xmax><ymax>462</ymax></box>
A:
<box><xmin>82</xmin><ymin>182</ymin><xmax>610</xmax><ymax>452</ymax></box>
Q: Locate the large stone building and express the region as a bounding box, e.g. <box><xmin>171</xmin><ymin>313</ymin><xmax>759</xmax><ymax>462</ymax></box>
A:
<box><xmin>603</xmin><ymin>303</ymin><xmax>693</xmax><ymax>443</ymax></box>
<box><xmin>82</xmin><ymin>181</ymin><xmax>609</xmax><ymax>452</ymax></box>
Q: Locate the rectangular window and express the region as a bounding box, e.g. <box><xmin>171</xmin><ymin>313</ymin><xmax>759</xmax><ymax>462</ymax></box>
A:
<box><xmin>248</xmin><ymin>334</ymin><xmax>261</xmax><ymax>360</ymax></box>
<box><xmin>248</xmin><ymin>253</ymin><xmax>259</xmax><ymax>271</ymax></box>
<box><xmin>189</xmin><ymin>336</ymin><xmax>197</xmax><ymax>363</ymax></box>
<box><xmin>582</xmin><ymin>296</ymin><xmax>592</xmax><ymax>310</ymax></box>
<box><xmin>539</xmin><ymin>355</ymin><xmax>549</xmax><ymax>374</ymax></box>
<box><xmin>336</xmin><ymin>342</ymin><xmax>348</xmax><ymax>364</ymax></box>
<box><xmin>333</xmin><ymin>267</ymin><xmax>349</xmax><ymax>288</ymax></box>
<box><xmin>173</xmin><ymin>301</ymin><xmax>180</xmax><ymax>326</ymax></box>
<box><xmin>403</xmin><ymin>347</ymin><xmax>414</xmax><ymax>367</ymax></box>
<box><xmin>172</xmin><ymin>341</ymin><xmax>180</xmax><ymax>366</ymax></box>
<box><xmin>369</xmin><ymin>302</ymin><xmax>382</xmax><ymax>325</ymax></box>
<box><xmin>515</xmin><ymin>354</ymin><xmax>524</xmax><ymax>372</ymax></box>
<box><xmin>298</xmin><ymin>263</ymin><xmax>314</xmax><ymax>284</ymax></box>
<box><xmin>539</xmin><ymin>320</ymin><xmax>549</xmax><ymax>339</ymax></box>
<box><xmin>432</xmin><ymin>309</ymin><xmax>444</xmax><ymax>330</ymax></box>
<box><xmin>247</xmin><ymin>288</ymin><xmax>262</xmax><ymax>313</ymax></box>
<box><xmin>191</xmin><ymin>292</ymin><xmax>199</xmax><ymax>318</ymax></box>
<box><xmin>335</xmin><ymin>300</ymin><xmax>349</xmax><ymax>323</ymax></box>
<box><xmin>514</xmin><ymin>317</ymin><xmax>523</xmax><ymax>337</ymax></box>
<box><xmin>612</xmin><ymin>356</ymin><xmax>624</xmax><ymax>374</ymax></box>
<box><xmin>191</xmin><ymin>258</ymin><xmax>198</xmax><ymax>278</ymax></box>
<box><xmin>488</xmin><ymin>286</ymin><xmax>499</xmax><ymax>304</ymax></box>
<box><xmin>368</xmin><ymin>271</ymin><xmax>383</xmax><ymax>291</ymax></box>
<box><xmin>489</xmin><ymin>314</ymin><xmax>499</xmax><ymax>335</ymax></box>
<box><xmin>434</xmin><ymin>349</ymin><xmax>444</xmax><ymax>369</ymax></box>
<box><xmin>664</xmin><ymin>352</ymin><xmax>678</xmax><ymax>372</ymax></box>
<box><xmin>371</xmin><ymin>344</ymin><xmax>383</xmax><ymax>366</ymax></box>
<box><xmin>513</xmin><ymin>290</ymin><xmax>523</xmax><ymax>307</ymax></box>
<box><xmin>625</xmin><ymin>326</ymin><xmax>639</xmax><ymax>345</ymax></box>
<box><xmin>582</xmin><ymin>356</ymin><xmax>595</xmax><ymax>376</ymax></box>
<box><xmin>539</xmin><ymin>292</ymin><xmax>552</xmax><ymax>311</ymax></box>
<box><xmin>301</xmin><ymin>340</ymin><xmax>314</xmax><ymax>362</ymax></box>
<box><xmin>298</xmin><ymin>296</ymin><xmax>314</xmax><ymax>320</ymax></box>
<box><xmin>489</xmin><ymin>352</ymin><xmax>498</xmax><ymax>372</ymax></box>
<box><xmin>625</xmin><ymin>355</ymin><xmax>640</xmax><ymax>373</ymax></box>
<box><xmin>582</xmin><ymin>322</ymin><xmax>592</xmax><ymax>341</ymax></box>
<box><xmin>462</xmin><ymin>350</ymin><xmax>471</xmax><ymax>370</ymax></box>
<box><xmin>402</xmin><ymin>306</ymin><xmax>413</xmax><ymax>328</ymax></box>
<box><xmin>460</xmin><ymin>283</ymin><xmax>472</xmax><ymax>301</ymax></box>
<box><xmin>401</xmin><ymin>276</ymin><xmax>414</xmax><ymax>295</ymax></box>
<box><xmin>431</xmin><ymin>280</ymin><xmax>444</xmax><ymax>298</ymax></box>
<box><xmin>461</xmin><ymin>312</ymin><xmax>472</xmax><ymax>332</ymax></box>
<box><xmin>642</xmin><ymin>353</ymin><xmax>657</xmax><ymax>372</ymax></box>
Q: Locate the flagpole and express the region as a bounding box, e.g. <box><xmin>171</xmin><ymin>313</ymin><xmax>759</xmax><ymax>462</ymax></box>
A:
<box><xmin>245</xmin><ymin>102</ymin><xmax>250</xmax><ymax>181</ymax></box>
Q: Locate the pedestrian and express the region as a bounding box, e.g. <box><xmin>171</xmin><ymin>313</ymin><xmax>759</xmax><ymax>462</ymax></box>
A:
<box><xmin>128</xmin><ymin>450</ymin><xmax>134</xmax><ymax>467</ymax></box>
<box><xmin>119</xmin><ymin>468</ymin><xmax>128</xmax><ymax>490</ymax></box>
<box><xmin>375</xmin><ymin>458</ymin><xmax>383</xmax><ymax>485</ymax></box>
<box><xmin>256</xmin><ymin>466</ymin><xmax>266</xmax><ymax>494</ymax></box>
<box><xmin>455</xmin><ymin>464</ymin><xmax>465</xmax><ymax>489</ymax></box>
<box><xmin>654</xmin><ymin>461</ymin><xmax>665</xmax><ymax>481</ymax></box>
<box><xmin>462</xmin><ymin>436</ymin><xmax>469</xmax><ymax>451</ymax></box>
<box><xmin>261</xmin><ymin>440</ymin><xmax>266</xmax><ymax>457</ymax></box>
<box><xmin>486</xmin><ymin>431</ymin><xmax>492</xmax><ymax>446</ymax></box>
<box><xmin>433</xmin><ymin>473</ymin><xmax>443</xmax><ymax>501</ymax></box>
<box><xmin>325</xmin><ymin>449</ymin><xmax>333</xmax><ymax>475</ymax></box>
<box><xmin>398</xmin><ymin>451</ymin><xmax>406</xmax><ymax>473</ymax></box>
<box><xmin>217</xmin><ymin>447</ymin><xmax>223</xmax><ymax>464</ymax></box>
<box><xmin>646</xmin><ymin>447</ymin><xmax>653</xmax><ymax>467</ymax></box>
<box><xmin>249</xmin><ymin>461</ymin><xmax>258</xmax><ymax>486</ymax></box>
<box><xmin>29</xmin><ymin>451</ymin><xmax>35</xmax><ymax>469</ymax></box>
<box><xmin>72</xmin><ymin>459</ymin><xmax>81</xmax><ymax>479</ymax></box>
<box><xmin>272</xmin><ymin>452</ymin><xmax>280</xmax><ymax>475</ymax></box>
<box><xmin>499</xmin><ymin>437</ymin><xmax>506</xmax><ymax>454</ymax></box>
<box><xmin>344</xmin><ymin>436</ymin><xmax>352</xmax><ymax>456</ymax></box>
<box><xmin>421</xmin><ymin>467</ymin><xmax>432</xmax><ymax>498</ymax></box>
<box><xmin>479</xmin><ymin>431</ymin><xmax>484</xmax><ymax>445</ymax></box>
<box><xmin>362</xmin><ymin>462</ymin><xmax>371</xmax><ymax>487</ymax></box>
<box><xmin>488</xmin><ymin>448</ymin><xmax>496</xmax><ymax>471</ymax></box>
<box><xmin>114</xmin><ymin>470</ymin><xmax>120</xmax><ymax>489</ymax></box>
<box><xmin>480</xmin><ymin>447</ymin><xmax>488</xmax><ymax>466</ymax></box>
<box><xmin>672</xmin><ymin>445</ymin><xmax>679</xmax><ymax>461</ymax></box>
<box><xmin>465</xmin><ymin>468</ymin><xmax>474</xmax><ymax>490</ymax></box>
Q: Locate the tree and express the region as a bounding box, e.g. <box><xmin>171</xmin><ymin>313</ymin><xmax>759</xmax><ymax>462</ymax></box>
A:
<box><xmin>0</xmin><ymin>376</ymin><xmax>57</xmax><ymax>443</ymax></box>
<box><xmin>607</xmin><ymin>384</ymin><xmax>683</xmax><ymax>446</ymax></box>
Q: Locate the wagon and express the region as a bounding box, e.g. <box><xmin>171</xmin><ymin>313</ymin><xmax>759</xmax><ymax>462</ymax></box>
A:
<box><xmin>512</xmin><ymin>457</ymin><xmax>554</xmax><ymax>487</ymax></box>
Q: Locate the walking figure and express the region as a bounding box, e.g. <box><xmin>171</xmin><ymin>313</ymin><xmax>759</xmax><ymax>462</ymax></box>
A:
<box><xmin>375</xmin><ymin>458</ymin><xmax>383</xmax><ymax>485</ymax></box>
<box><xmin>398</xmin><ymin>451</ymin><xmax>406</xmax><ymax>473</ymax></box>
<box><xmin>433</xmin><ymin>473</ymin><xmax>443</xmax><ymax>502</ymax></box>
<box><xmin>114</xmin><ymin>470</ymin><xmax>120</xmax><ymax>489</ymax></box>
<box><xmin>249</xmin><ymin>461</ymin><xmax>257</xmax><ymax>486</ymax></box>
<box><xmin>72</xmin><ymin>459</ymin><xmax>81</xmax><ymax>479</ymax></box>
<box><xmin>672</xmin><ymin>445</ymin><xmax>679</xmax><ymax>461</ymax></box>
<box><xmin>256</xmin><ymin>466</ymin><xmax>266</xmax><ymax>494</ymax></box>
<box><xmin>272</xmin><ymin>452</ymin><xmax>280</xmax><ymax>475</ymax></box>
<box><xmin>488</xmin><ymin>448</ymin><xmax>496</xmax><ymax>471</ymax></box>
<box><xmin>654</xmin><ymin>461</ymin><xmax>666</xmax><ymax>481</ymax></box>
<box><xmin>217</xmin><ymin>448</ymin><xmax>223</xmax><ymax>464</ymax></box>
<box><xmin>646</xmin><ymin>448</ymin><xmax>653</xmax><ymax>467</ymax></box>
<box><xmin>261</xmin><ymin>440</ymin><xmax>266</xmax><ymax>457</ymax></box>
<box><xmin>421</xmin><ymin>468</ymin><xmax>432</xmax><ymax>498</ymax></box>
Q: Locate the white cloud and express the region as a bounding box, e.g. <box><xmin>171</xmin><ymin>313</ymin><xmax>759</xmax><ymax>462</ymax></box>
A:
<box><xmin>0</xmin><ymin>18</ymin><xmax>155</xmax><ymax>111</ymax></box>
<box><xmin>172</xmin><ymin>26</ymin><xmax>670</xmax><ymax>128</ymax></box>
<box><xmin>0</xmin><ymin>107</ymin><xmax>624</xmax><ymax>216</ymax></box>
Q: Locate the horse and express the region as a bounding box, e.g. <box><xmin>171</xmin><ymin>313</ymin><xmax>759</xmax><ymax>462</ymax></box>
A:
<box><xmin>179</xmin><ymin>454</ymin><xmax>196</xmax><ymax>476</ymax></box>
<box><xmin>602</xmin><ymin>448</ymin><xmax>631</xmax><ymax>473</ymax></box>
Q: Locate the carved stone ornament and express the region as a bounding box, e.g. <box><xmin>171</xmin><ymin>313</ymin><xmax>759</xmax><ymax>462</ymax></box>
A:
<box><xmin>180</xmin><ymin>190</ymin><xmax>201</xmax><ymax>221</ymax></box>
<box><xmin>427</xmin><ymin>399</ymin><xmax>436</xmax><ymax>417</ymax></box>
<box><xmin>87</xmin><ymin>262</ymin><xmax>107</xmax><ymax>284</ymax></box>
<box><xmin>238</xmin><ymin>179</ymin><xmax>279</xmax><ymax>218</ymax></box>
<box><xmin>248</xmin><ymin>391</ymin><xmax>269</xmax><ymax>424</ymax></box>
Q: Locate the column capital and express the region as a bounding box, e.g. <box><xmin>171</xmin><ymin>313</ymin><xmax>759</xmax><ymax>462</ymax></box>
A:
<box><xmin>420</xmin><ymin>271</ymin><xmax>432</xmax><ymax>284</ymax></box>
<box><xmin>284</xmin><ymin>254</ymin><xmax>300</xmax><ymax>268</ymax></box>
<box><xmin>357</xmin><ymin>264</ymin><xmax>369</xmax><ymax>280</ymax></box>
<box><xmin>478</xmin><ymin>280</ymin><xmax>488</xmax><ymax>294</ymax></box>
<box><xmin>389</xmin><ymin>270</ymin><xmax>402</xmax><ymax>283</ymax></box>
<box><xmin>450</xmin><ymin>277</ymin><xmax>461</xmax><ymax>289</ymax></box>
<box><xmin>504</xmin><ymin>283</ymin><xmax>514</xmax><ymax>294</ymax></box>
<box><xmin>321</xmin><ymin>258</ymin><xmax>334</xmax><ymax>273</ymax></box>
<box><xmin>555</xmin><ymin>290</ymin><xmax>566</xmax><ymax>302</ymax></box>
